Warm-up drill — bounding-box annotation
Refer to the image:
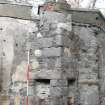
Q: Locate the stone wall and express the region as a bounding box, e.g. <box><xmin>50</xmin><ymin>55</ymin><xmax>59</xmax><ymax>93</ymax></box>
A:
<box><xmin>73</xmin><ymin>25</ymin><xmax>99</xmax><ymax>105</ymax></box>
<box><xmin>0</xmin><ymin>1</ymin><xmax>105</xmax><ymax>105</ymax></box>
<box><xmin>10</xmin><ymin>10</ymin><xmax>75</xmax><ymax>105</ymax></box>
<box><xmin>0</xmin><ymin>0</ymin><xmax>32</xmax><ymax>5</ymax></box>
<box><xmin>0</xmin><ymin>17</ymin><xmax>37</xmax><ymax>95</ymax></box>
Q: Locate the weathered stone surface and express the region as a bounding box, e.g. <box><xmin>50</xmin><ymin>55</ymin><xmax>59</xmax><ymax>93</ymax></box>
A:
<box><xmin>42</xmin><ymin>47</ymin><xmax>62</xmax><ymax>57</ymax></box>
<box><xmin>29</xmin><ymin>69</ymin><xmax>62</xmax><ymax>80</ymax></box>
<box><xmin>79</xmin><ymin>85</ymin><xmax>99</xmax><ymax>105</ymax></box>
<box><xmin>97</xmin><ymin>32</ymin><xmax>105</xmax><ymax>105</ymax></box>
<box><xmin>0</xmin><ymin>1</ymin><xmax>105</xmax><ymax>105</ymax></box>
<box><xmin>0</xmin><ymin>0</ymin><xmax>30</xmax><ymax>5</ymax></box>
<box><xmin>0</xmin><ymin>3</ymin><xmax>33</xmax><ymax>20</ymax></box>
<box><xmin>50</xmin><ymin>86</ymin><xmax>68</xmax><ymax>96</ymax></box>
<box><xmin>35</xmin><ymin>82</ymin><xmax>50</xmax><ymax>99</ymax></box>
<box><xmin>0</xmin><ymin>16</ymin><xmax>37</xmax><ymax>94</ymax></box>
<box><xmin>50</xmin><ymin>96</ymin><xmax>67</xmax><ymax>105</ymax></box>
<box><xmin>50</xmin><ymin>79</ymin><xmax>68</xmax><ymax>87</ymax></box>
<box><xmin>72</xmin><ymin>26</ymin><xmax>100</xmax><ymax>105</ymax></box>
<box><xmin>40</xmin><ymin>11</ymin><xmax>71</xmax><ymax>23</ymax></box>
<box><xmin>67</xmin><ymin>9</ymin><xmax>105</xmax><ymax>31</ymax></box>
<box><xmin>0</xmin><ymin>96</ymin><xmax>9</xmax><ymax>105</ymax></box>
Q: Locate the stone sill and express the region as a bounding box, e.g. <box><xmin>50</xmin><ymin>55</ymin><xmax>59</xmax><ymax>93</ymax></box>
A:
<box><xmin>79</xmin><ymin>79</ymin><xmax>99</xmax><ymax>85</ymax></box>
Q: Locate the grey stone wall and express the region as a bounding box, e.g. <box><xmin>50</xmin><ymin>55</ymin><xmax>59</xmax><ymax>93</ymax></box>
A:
<box><xmin>73</xmin><ymin>25</ymin><xmax>99</xmax><ymax>105</ymax></box>
<box><xmin>0</xmin><ymin>0</ymin><xmax>31</xmax><ymax>5</ymax></box>
<box><xmin>0</xmin><ymin>17</ymin><xmax>37</xmax><ymax>95</ymax></box>
<box><xmin>96</xmin><ymin>30</ymin><xmax>105</xmax><ymax>105</ymax></box>
<box><xmin>0</xmin><ymin>4</ymin><xmax>75</xmax><ymax>105</ymax></box>
<box><xmin>0</xmin><ymin>1</ymin><xmax>105</xmax><ymax>105</ymax></box>
<box><xmin>10</xmin><ymin>10</ymin><xmax>74</xmax><ymax>105</ymax></box>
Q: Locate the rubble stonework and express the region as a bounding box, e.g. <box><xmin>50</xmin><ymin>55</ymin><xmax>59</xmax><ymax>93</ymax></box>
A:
<box><xmin>0</xmin><ymin>1</ymin><xmax>105</xmax><ymax>105</ymax></box>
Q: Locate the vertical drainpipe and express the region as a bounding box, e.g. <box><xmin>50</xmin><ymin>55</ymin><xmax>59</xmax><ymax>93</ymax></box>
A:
<box><xmin>26</xmin><ymin>50</ymin><xmax>30</xmax><ymax>105</ymax></box>
<box><xmin>0</xmin><ymin>40</ymin><xmax>3</xmax><ymax>92</ymax></box>
<box><xmin>26</xmin><ymin>42</ymin><xmax>31</xmax><ymax>105</ymax></box>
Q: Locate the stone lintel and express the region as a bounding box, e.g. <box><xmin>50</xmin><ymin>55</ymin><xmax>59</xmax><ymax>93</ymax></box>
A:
<box><xmin>0</xmin><ymin>3</ymin><xmax>33</xmax><ymax>20</ymax></box>
<box><xmin>29</xmin><ymin>70</ymin><xmax>75</xmax><ymax>80</ymax></box>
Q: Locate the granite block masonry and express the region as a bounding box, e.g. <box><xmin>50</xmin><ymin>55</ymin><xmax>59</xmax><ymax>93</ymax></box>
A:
<box><xmin>0</xmin><ymin>0</ymin><xmax>105</xmax><ymax>105</ymax></box>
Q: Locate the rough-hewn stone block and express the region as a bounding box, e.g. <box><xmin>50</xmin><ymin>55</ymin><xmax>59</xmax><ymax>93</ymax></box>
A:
<box><xmin>50</xmin><ymin>86</ymin><xmax>68</xmax><ymax>96</ymax></box>
<box><xmin>0</xmin><ymin>3</ymin><xmax>32</xmax><ymax>20</ymax></box>
<box><xmin>29</xmin><ymin>69</ymin><xmax>62</xmax><ymax>80</ymax></box>
<box><xmin>50</xmin><ymin>79</ymin><xmax>68</xmax><ymax>87</ymax></box>
<box><xmin>50</xmin><ymin>96</ymin><xmax>67</xmax><ymax>105</ymax></box>
<box><xmin>42</xmin><ymin>47</ymin><xmax>62</xmax><ymax>57</ymax></box>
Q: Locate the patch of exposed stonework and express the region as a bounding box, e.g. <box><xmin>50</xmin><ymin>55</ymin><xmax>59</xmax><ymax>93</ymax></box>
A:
<box><xmin>72</xmin><ymin>25</ymin><xmax>100</xmax><ymax>105</ymax></box>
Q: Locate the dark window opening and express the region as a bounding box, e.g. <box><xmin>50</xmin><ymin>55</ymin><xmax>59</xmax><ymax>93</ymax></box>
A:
<box><xmin>36</xmin><ymin>79</ymin><xmax>50</xmax><ymax>84</ymax></box>
<box><xmin>96</xmin><ymin>17</ymin><xmax>99</xmax><ymax>20</ymax></box>
<box><xmin>68</xmin><ymin>79</ymin><xmax>75</xmax><ymax>86</ymax></box>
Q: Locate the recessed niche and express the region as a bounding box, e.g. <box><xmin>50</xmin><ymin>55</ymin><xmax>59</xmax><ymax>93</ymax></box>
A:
<box><xmin>15</xmin><ymin>43</ymin><xmax>18</xmax><ymax>47</ymax></box>
<box><xmin>35</xmin><ymin>79</ymin><xmax>50</xmax><ymax>99</ymax></box>
<box><xmin>68</xmin><ymin>79</ymin><xmax>76</xmax><ymax>105</ymax></box>
<box><xmin>2</xmin><ymin>52</ymin><xmax>5</xmax><ymax>56</ymax></box>
<box><xmin>32</xmin><ymin>31</ymin><xmax>36</xmax><ymax>34</ymax></box>
<box><xmin>81</xmin><ymin>49</ymin><xmax>87</xmax><ymax>53</ymax></box>
<box><xmin>96</xmin><ymin>17</ymin><xmax>99</xmax><ymax>20</ymax></box>
<box><xmin>68</xmin><ymin>79</ymin><xmax>75</xmax><ymax>86</ymax></box>
<box><xmin>0</xmin><ymin>28</ymin><xmax>3</xmax><ymax>30</ymax></box>
<box><xmin>3</xmin><ymin>40</ymin><xmax>6</xmax><ymax>42</ymax></box>
<box><xmin>36</xmin><ymin>79</ymin><xmax>50</xmax><ymax>84</ymax></box>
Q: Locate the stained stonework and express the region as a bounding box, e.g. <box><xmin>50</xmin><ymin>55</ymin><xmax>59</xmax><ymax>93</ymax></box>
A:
<box><xmin>0</xmin><ymin>17</ymin><xmax>37</xmax><ymax>95</ymax></box>
<box><xmin>0</xmin><ymin>1</ymin><xmax>105</xmax><ymax>105</ymax></box>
